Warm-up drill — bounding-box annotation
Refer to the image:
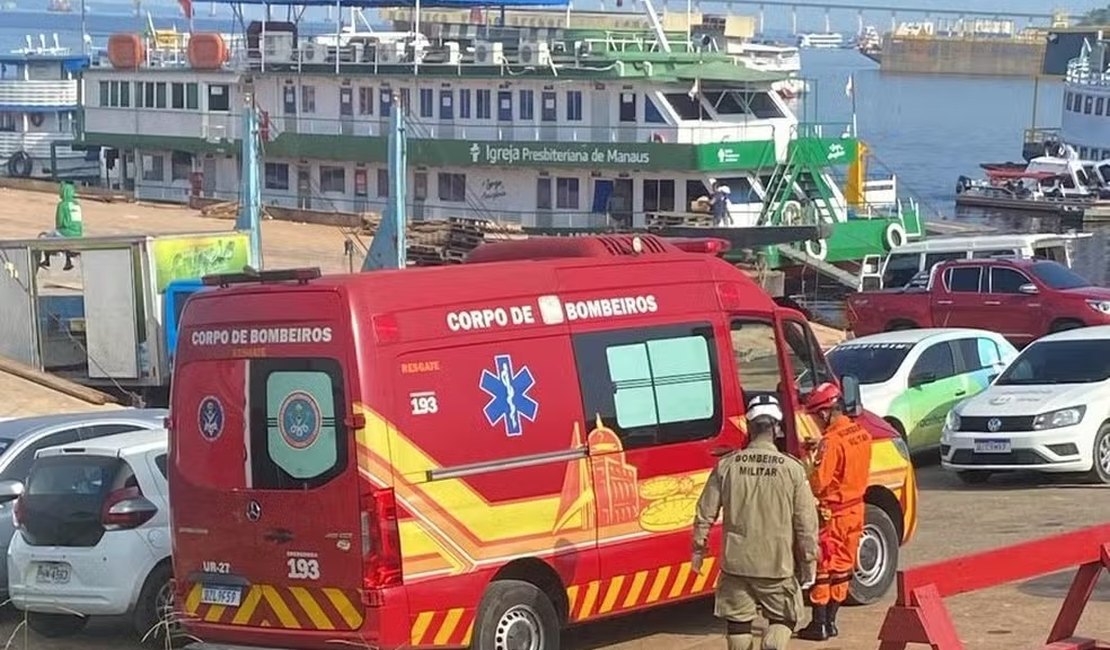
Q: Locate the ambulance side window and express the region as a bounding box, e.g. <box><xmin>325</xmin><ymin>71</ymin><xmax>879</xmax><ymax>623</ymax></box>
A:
<box><xmin>573</xmin><ymin>322</ymin><xmax>722</xmax><ymax>450</ymax></box>
<box><xmin>248</xmin><ymin>357</ymin><xmax>348</xmax><ymax>490</ymax></box>
<box><xmin>729</xmin><ymin>319</ymin><xmax>783</xmax><ymax>400</ymax></box>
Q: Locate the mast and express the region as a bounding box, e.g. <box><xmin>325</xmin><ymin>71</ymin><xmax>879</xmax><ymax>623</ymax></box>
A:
<box><xmin>362</xmin><ymin>92</ymin><xmax>407</xmax><ymax>270</ymax></box>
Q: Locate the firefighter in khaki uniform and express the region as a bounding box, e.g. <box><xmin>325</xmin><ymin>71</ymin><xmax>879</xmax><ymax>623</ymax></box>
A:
<box><xmin>797</xmin><ymin>382</ymin><xmax>873</xmax><ymax>641</ymax></box>
<box><xmin>692</xmin><ymin>395</ymin><xmax>819</xmax><ymax>650</ymax></box>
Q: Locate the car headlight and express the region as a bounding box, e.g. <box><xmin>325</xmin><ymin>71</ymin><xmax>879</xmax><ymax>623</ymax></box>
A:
<box><xmin>891</xmin><ymin>436</ymin><xmax>910</xmax><ymax>461</ymax></box>
<box><xmin>1032</xmin><ymin>406</ymin><xmax>1086</xmax><ymax>430</ymax></box>
<box><xmin>945</xmin><ymin>409</ymin><xmax>961</xmax><ymax>432</ymax></box>
<box><xmin>1087</xmin><ymin>299</ymin><xmax>1110</xmax><ymax>315</ymax></box>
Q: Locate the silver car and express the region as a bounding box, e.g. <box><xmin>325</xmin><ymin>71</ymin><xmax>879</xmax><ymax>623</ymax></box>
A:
<box><xmin>0</xmin><ymin>409</ymin><xmax>166</xmax><ymax>595</ymax></box>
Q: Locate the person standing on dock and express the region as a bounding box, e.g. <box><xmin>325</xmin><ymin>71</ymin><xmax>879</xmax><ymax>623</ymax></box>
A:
<box><xmin>692</xmin><ymin>395</ymin><xmax>818</xmax><ymax>650</ymax></box>
<box><xmin>797</xmin><ymin>382</ymin><xmax>872</xmax><ymax>642</ymax></box>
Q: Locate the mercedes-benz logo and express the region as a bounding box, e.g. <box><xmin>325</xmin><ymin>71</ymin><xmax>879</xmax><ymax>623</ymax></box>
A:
<box><xmin>987</xmin><ymin>418</ymin><xmax>1002</xmax><ymax>433</ymax></box>
<box><xmin>246</xmin><ymin>500</ymin><xmax>262</xmax><ymax>522</ymax></box>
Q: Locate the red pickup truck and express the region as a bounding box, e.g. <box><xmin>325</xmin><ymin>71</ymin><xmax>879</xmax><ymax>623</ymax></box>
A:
<box><xmin>846</xmin><ymin>258</ymin><xmax>1110</xmax><ymax>346</ymax></box>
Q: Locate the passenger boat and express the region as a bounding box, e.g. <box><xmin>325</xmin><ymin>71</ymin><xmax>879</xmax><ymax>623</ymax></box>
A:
<box><xmin>77</xmin><ymin>3</ymin><xmax>921</xmax><ymax>271</ymax></box>
<box><xmin>857</xmin><ymin>26</ymin><xmax>881</xmax><ymax>63</ymax></box>
<box><xmin>1025</xmin><ymin>39</ymin><xmax>1110</xmax><ymax>162</ymax></box>
<box><xmin>797</xmin><ymin>32</ymin><xmax>847</xmax><ymax>49</ymax></box>
<box><xmin>726</xmin><ymin>40</ymin><xmax>807</xmax><ymax>98</ymax></box>
<box><xmin>0</xmin><ymin>35</ymin><xmax>97</xmax><ymax>180</ymax></box>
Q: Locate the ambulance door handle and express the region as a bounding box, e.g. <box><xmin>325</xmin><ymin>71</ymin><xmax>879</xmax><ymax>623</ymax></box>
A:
<box><xmin>711</xmin><ymin>446</ymin><xmax>732</xmax><ymax>457</ymax></box>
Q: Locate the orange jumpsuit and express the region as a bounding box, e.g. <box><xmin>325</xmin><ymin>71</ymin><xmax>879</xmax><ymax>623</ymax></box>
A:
<box><xmin>808</xmin><ymin>414</ymin><xmax>872</xmax><ymax>605</ymax></box>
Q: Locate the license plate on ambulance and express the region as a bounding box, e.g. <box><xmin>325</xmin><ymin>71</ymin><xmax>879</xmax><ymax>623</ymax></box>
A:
<box><xmin>35</xmin><ymin>563</ymin><xmax>70</xmax><ymax>584</ymax></box>
<box><xmin>974</xmin><ymin>439</ymin><xmax>1011</xmax><ymax>454</ymax></box>
<box><xmin>200</xmin><ymin>586</ymin><xmax>242</xmax><ymax>607</ymax></box>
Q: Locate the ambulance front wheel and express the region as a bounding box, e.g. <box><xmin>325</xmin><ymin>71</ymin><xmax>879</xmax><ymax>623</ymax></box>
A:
<box><xmin>847</xmin><ymin>504</ymin><xmax>899</xmax><ymax>606</ymax></box>
<box><xmin>473</xmin><ymin>579</ymin><xmax>561</xmax><ymax>650</ymax></box>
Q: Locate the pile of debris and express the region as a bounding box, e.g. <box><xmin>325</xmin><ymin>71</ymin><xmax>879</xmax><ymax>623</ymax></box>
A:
<box><xmin>362</xmin><ymin>217</ymin><xmax>526</xmax><ymax>267</ymax></box>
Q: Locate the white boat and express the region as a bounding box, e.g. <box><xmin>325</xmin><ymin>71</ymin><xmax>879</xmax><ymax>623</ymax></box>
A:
<box><xmin>0</xmin><ymin>34</ymin><xmax>97</xmax><ymax>180</ymax></box>
<box><xmin>1052</xmin><ymin>41</ymin><xmax>1110</xmax><ymax>162</ymax></box>
<box><xmin>727</xmin><ymin>40</ymin><xmax>807</xmax><ymax>97</ymax></box>
<box><xmin>797</xmin><ymin>32</ymin><xmax>846</xmax><ymax>49</ymax></box>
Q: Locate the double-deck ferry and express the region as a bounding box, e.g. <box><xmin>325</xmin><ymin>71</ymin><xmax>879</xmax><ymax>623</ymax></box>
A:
<box><xmin>76</xmin><ymin>2</ymin><xmax>921</xmax><ymax>270</ymax></box>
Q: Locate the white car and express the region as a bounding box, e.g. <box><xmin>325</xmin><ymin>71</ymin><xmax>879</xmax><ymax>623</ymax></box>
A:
<box><xmin>6</xmin><ymin>429</ymin><xmax>172</xmax><ymax>641</ymax></box>
<box><xmin>941</xmin><ymin>326</ymin><xmax>1110</xmax><ymax>484</ymax></box>
<box><xmin>826</xmin><ymin>328</ymin><xmax>1017</xmax><ymax>451</ymax></box>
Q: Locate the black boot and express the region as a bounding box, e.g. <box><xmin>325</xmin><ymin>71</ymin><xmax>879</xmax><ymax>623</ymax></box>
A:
<box><xmin>827</xmin><ymin>602</ymin><xmax>840</xmax><ymax>638</ymax></box>
<box><xmin>797</xmin><ymin>605</ymin><xmax>828</xmax><ymax>641</ymax></box>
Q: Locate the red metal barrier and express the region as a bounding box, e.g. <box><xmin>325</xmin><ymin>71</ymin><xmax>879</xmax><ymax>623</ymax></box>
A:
<box><xmin>877</xmin><ymin>523</ymin><xmax>1110</xmax><ymax>650</ymax></box>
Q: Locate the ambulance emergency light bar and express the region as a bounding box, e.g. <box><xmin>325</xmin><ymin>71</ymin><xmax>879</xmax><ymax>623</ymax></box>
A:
<box><xmin>201</xmin><ymin>267</ymin><xmax>322</xmax><ymax>287</ymax></box>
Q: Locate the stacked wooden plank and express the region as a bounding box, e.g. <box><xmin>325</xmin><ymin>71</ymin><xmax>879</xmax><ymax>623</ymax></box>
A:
<box><xmin>366</xmin><ymin>217</ymin><xmax>527</xmax><ymax>267</ymax></box>
<box><xmin>646</xmin><ymin>211</ymin><xmax>715</xmax><ymax>228</ymax></box>
<box><xmin>200</xmin><ymin>201</ymin><xmax>239</xmax><ymax>220</ymax></box>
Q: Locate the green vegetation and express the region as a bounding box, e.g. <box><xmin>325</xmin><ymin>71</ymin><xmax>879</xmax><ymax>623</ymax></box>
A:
<box><xmin>1079</xmin><ymin>6</ymin><xmax>1110</xmax><ymax>25</ymax></box>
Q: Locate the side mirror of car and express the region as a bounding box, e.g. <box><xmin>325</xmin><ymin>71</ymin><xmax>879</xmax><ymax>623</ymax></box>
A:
<box><xmin>1018</xmin><ymin>283</ymin><xmax>1039</xmax><ymax>295</ymax></box>
<box><xmin>841</xmin><ymin>375</ymin><xmax>863</xmax><ymax>416</ymax></box>
<box><xmin>909</xmin><ymin>372</ymin><xmax>936</xmax><ymax>388</ymax></box>
<box><xmin>0</xmin><ymin>480</ymin><xmax>24</xmax><ymax>503</ymax></box>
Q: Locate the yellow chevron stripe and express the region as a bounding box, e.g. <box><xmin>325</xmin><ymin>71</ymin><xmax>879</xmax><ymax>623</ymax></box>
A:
<box><xmin>566</xmin><ymin>584</ymin><xmax>580</xmax><ymax>617</ymax></box>
<box><xmin>185</xmin><ymin>584</ymin><xmax>202</xmax><ymax>615</ymax></box>
<box><xmin>260</xmin><ymin>585</ymin><xmax>301</xmax><ymax>629</ymax></box>
<box><xmin>322</xmin><ymin>588</ymin><xmax>363</xmax><ymax>629</ymax></box>
<box><xmin>646</xmin><ymin>566</ymin><xmax>671</xmax><ymax>603</ymax></box>
<box><xmin>691</xmin><ymin>557</ymin><xmax>716</xmax><ymax>593</ymax></box>
<box><xmin>461</xmin><ymin>621</ymin><xmax>475</xmax><ymax>646</ymax></box>
<box><xmin>577</xmin><ymin>580</ymin><xmax>601</xmax><ymax>620</ymax></box>
<box><xmin>668</xmin><ymin>562</ymin><xmax>693</xmax><ymax>599</ymax></box>
<box><xmin>622</xmin><ymin>570</ymin><xmax>649</xmax><ymax>609</ymax></box>
<box><xmin>598</xmin><ymin>575</ymin><xmax>625</xmax><ymax>614</ymax></box>
<box><xmin>411</xmin><ymin>611</ymin><xmax>435</xmax><ymax>646</ymax></box>
<box><xmin>232</xmin><ymin>586</ymin><xmax>263</xmax><ymax>625</ymax></box>
<box><xmin>289</xmin><ymin>587</ymin><xmax>334</xmax><ymax>631</ymax></box>
<box><xmin>434</xmin><ymin>608</ymin><xmax>465</xmax><ymax>645</ymax></box>
<box><xmin>203</xmin><ymin>605</ymin><xmax>226</xmax><ymax>622</ymax></box>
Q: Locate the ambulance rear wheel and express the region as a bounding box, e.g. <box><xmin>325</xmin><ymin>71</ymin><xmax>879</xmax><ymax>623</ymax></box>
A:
<box><xmin>847</xmin><ymin>504</ymin><xmax>898</xmax><ymax>606</ymax></box>
<box><xmin>473</xmin><ymin>579</ymin><xmax>560</xmax><ymax>650</ymax></box>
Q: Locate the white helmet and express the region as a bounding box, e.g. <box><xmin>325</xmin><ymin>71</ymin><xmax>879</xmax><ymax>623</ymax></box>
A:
<box><xmin>746</xmin><ymin>394</ymin><xmax>783</xmax><ymax>424</ymax></box>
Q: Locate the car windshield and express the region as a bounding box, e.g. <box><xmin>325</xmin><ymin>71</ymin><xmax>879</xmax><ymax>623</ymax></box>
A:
<box><xmin>826</xmin><ymin>343</ymin><xmax>912</xmax><ymax>384</ymax></box>
<box><xmin>1030</xmin><ymin>261</ymin><xmax>1091</xmax><ymax>290</ymax></box>
<box><xmin>0</xmin><ymin>439</ymin><xmax>11</xmax><ymax>456</ymax></box>
<box><xmin>996</xmin><ymin>339</ymin><xmax>1110</xmax><ymax>385</ymax></box>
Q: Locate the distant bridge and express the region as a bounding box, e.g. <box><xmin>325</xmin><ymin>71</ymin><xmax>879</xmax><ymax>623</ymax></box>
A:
<box><xmin>664</xmin><ymin>0</ymin><xmax>1064</xmax><ymax>35</ymax></box>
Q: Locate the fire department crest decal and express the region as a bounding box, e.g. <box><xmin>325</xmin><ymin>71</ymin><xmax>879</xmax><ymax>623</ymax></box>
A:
<box><xmin>198</xmin><ymin>396</ymin><xmax>224</xmax><ymax>442</ymax></box>
<box><xmin>480</xmin><ymin>354</ymin><xmax>538</xmax><ymax>437</ymax></box>
<box><xmin>278</xmin><ymin>391</ymin><xmax>322</xmax><ymax>449</ymax></box>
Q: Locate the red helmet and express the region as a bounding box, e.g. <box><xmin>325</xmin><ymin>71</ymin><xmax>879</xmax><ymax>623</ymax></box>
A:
<box><xmin>804</xmin><ymin>382</ymin><xmax>842</xmax><ymax>410</ymax></box>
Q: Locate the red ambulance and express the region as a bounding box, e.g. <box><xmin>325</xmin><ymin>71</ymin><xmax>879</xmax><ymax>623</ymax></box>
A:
<box><xmin>169</xmin><ymin>235</ymin><xmax>917</xmax><ymax>650</ymax></box>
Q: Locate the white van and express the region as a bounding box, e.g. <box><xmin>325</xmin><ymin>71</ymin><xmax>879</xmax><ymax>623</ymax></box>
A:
<box><xmin>858</xmin><ymin>232</ymin><xmax>1091</xmax><ymax>290</ymax></box>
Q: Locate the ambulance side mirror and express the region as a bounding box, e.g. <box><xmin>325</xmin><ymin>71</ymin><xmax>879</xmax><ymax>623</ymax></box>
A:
<box><xmin>841</xmin><ymin>375</ymin><xmax>862</xmax><ymax>416</ymax></box>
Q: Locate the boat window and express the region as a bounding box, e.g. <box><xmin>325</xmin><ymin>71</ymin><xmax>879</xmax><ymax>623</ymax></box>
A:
<box><xmin>946</xmin><ymin>267</ymin><xmax>983</xmax><ymax>293</ymax></box>
<box><xmin>716</xmin><ymin>177</ymin><xmax>757</xmax><ymax>202</ymax></box>
<box><xmin>971</xmin><ymin>248</ymin><xmax>1014</xmax><ymax>259</ymax></box>
<box><xmin>686</xmin><ymin>179</ymin><xmax>712</xmax><ymax>203</ymax></box>
<box><xmin>1061</xmin><ymin>173</ymin><xmax>1077</xmax><ymax>189</ymax></box>
<box><xmin>663</xmin><ymin>93</ymin><xmax>704</xmax><ymax>120</ymax></box>
<box><xmin>989</xmin><ymin>267</ymin><xmax>1032</xmax><ymax>294</ymax></box>
<box><xmin>1030</xmin><ymin>261</ymin><xmax>1090</xmax><ymax>289</ymax></box>
<box><xmin>738</xmin><ymin>91</ymin><xmax>783</xmax><ymax>119</ymax></box>
<box><xmin>1032</xmin><ymin>245</ymin><xmax>1067</xmax><ymax>264</ymax></box>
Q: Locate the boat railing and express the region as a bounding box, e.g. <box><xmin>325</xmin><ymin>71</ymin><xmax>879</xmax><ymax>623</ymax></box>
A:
<box><xmin>1065</xmin><ymin>58</ymin><xmax>1110</xmax><ymax>87</ymax></box>
<box><xmin>0</xmin><ymin>79</ymin><xmax>78</xmax><ymax>107</ymax></box>
<box><xmin>1024</xmin><ymin>126</ymin><xmax>1061</xmax><ymax>145</ymax></box>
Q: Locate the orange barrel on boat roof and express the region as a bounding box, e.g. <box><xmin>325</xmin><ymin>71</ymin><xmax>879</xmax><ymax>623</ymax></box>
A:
<box><xmin>188</xmin><ymin>33</ymin><xmax>228</xmax><ymax>70</ymax></box>
<box><xmin>107</xmin><ymin>33</ymin><xmax>145</xmax><ymax>69</ymax></box>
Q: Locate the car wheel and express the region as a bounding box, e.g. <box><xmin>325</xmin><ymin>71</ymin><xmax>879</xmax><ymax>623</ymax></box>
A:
<box><xmin>472</xmin><ymin>579</ymin><xmax>561</xmax><ymax>650</ymax></box>
<box><xmin>847</xmin><ymin>504</ymin><xmax>899</xmax><ymax>605</ymax></box>
<box><xmin>132</xmin><ymin>562</ymin><xmax>178</xmax><ymax>646</ymax></box>
<box><xmin>1087</xmin><ymin>424</ymin><xmax>1110</xmax><ymax>485</ymax></box>
<box><xmin>27</xmin><ymin>612</ymin><xmax>88</xmax><ymax>638</ymax></box>
<box><xmin>956</xmin><ymin>470</ymin><xmax>992</xmax><ymax>485</ymax></box>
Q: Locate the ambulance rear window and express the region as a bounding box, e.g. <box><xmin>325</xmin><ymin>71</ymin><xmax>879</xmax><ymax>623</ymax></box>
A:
<box><xmin>573</xmin><ymin>323</ymin><xmax>721</xmax><ymax>450</ymax></box>
<box><xmin>248</xmin><ymin>358</ymin><xmax>348</xmax><ymax>490</ymax></box>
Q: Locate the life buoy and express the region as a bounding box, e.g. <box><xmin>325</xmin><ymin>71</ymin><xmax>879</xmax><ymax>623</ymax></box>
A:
<box><xmin>781</xmin><ymin>199</ymin><xmax>803</xmax><ymax>224</ymax></box>
<box><xmin>28</xmin><ymin>112</ymin><xmax>44</xmax><ymax>127</ymax></box>
<box><xmin>6</xmin><ymin>151</ymin><xmax>33</xmax><ymax>178</ymax></box>
<box><xmin>805</xmin><ymin>238</ymin><xmax>828</xmax><ymax>260</ymax></box>
<box><xmin>885</xmin><ymin>222</ymin><xmax>907</xmax><ymax>250</ymax></box>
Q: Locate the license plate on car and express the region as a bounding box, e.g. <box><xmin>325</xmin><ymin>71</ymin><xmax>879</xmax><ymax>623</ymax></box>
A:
<box><xmin>200</xmin><ymin>586</ymin><xmax>242</xmax><ymax>607</ymax></box>
<box><xmin>35</xmin><ymin>563</ymin><xmax>70</xmax><ymax>584</ymax></box>
<box><xmin>974</xmin><ymin>439</ymin><xmax>1011</xmax><ymax>453</ymax></box>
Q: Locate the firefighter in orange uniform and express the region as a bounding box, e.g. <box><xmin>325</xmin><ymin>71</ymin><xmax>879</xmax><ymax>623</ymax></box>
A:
<box><xmin>796</xmin><ymin>382</ymin><xmax>872</xmax><ymax>641</ymax></box>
